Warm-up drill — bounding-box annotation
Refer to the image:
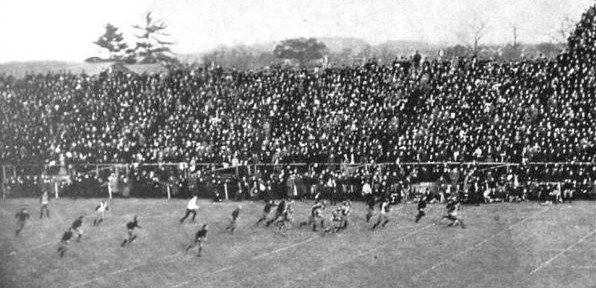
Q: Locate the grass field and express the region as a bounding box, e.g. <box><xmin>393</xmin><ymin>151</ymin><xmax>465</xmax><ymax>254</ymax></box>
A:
<box><xmin>1</xmin><ymin>198</ymin><xmax>596</xmax><ymax>288</ymax></box>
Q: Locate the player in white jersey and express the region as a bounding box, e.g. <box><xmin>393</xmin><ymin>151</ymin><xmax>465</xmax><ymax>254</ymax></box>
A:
<box><xmin>93</xmin><ymin>200</ymin><xmax>109</xmax><ymax>226</ymax></box>
<box><xmin>180</xmin><ymin>195</ymin><xmax>199</xmax><ymax>223</ymax></box>
<box><xmin>40</xmin><ymin>191</ymin><xmax>50</xmax><ymax>219</ymax></box>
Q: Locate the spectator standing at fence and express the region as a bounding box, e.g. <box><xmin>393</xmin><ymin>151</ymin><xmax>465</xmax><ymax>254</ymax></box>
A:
<box><xmin>180</xmin><ymin>195</ymin><xmax>199</xmax><ymax>223</ymax></box>
<box><xmin>412</xmin><ymin>51</ymin><xmax>422</xmax><ymax>71</ymax></box>
<box><xmin>326</xmin><ymin>176</ymin><xmax>338</xmax><ymax>205</ymax></box>
<box><xmin>362</xmin><ymin>180</ymin><xmax>372</xmax><ymax>202</ymax></box>
<box><xmin>40</xmin><ymin>191</ymin><xmax>50</xmax><ymax>219</ymax></box>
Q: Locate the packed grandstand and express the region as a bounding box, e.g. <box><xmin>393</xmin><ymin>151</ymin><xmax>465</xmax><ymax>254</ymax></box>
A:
<box><xmin>1</xmin><ymin>5</ymin><xmax>595</xmax><ymax>201</ymax></box>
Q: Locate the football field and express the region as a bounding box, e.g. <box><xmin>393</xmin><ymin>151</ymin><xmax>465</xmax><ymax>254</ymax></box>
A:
<box><xmin>1</xmin><ymin>198</ymin><xmax>596</xmax><ymax>288</ymax></box>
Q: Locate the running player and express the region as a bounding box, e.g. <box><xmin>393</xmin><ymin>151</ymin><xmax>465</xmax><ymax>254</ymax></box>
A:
<box><xmin>365</xmin><ymin>196</ymin><xmax>376</xmax><ymax>222</ymax></box>
<box><xmin>180</xmin><ymin>195</ymin><xmax>199</xmax><ymax>224</ymax></box>
<box><xmin>57</xmin><ymin>228</ymin><xmax>74</xmax><ymax>257</ymax></box>
<box><xmin>185</xmin><ymin>224</ymin><xmax>208</xmax><ymax>257</ymax></box>
<box><xmin>265</xmin><ymin>199</ymin><xmax>287</xmax><ymax>227</ymax></box>
<box><xmin>441</xmin><ymin>198</ymin><xmax>466</xmax><ymax>228</ymax></box>
<box><xmin>371</xmin><ymin>198</ymin><xmax>390</xmax><ymax>230</ymax></box>
<box><xmin>299</xmin><ymin>200</ymin><xmax>325</xmax><ymax>231</ymax></box>
<box><xmin>338</xmin><ymin>201</ymin><xmax>352</xmax><ymax>231</ymax></box>
<box><xmin>225</xmin><ymin>205</ymin><xmax>241</xmax><ymax>233</ymax></box>
<box><xmin>121</xmin><ymin>216</ymin><xmax>142</xmax><ymax>247</ymax></box>
<box><xmin>256</xmin><ymin>200</ymin><xmax>276</xmax><ymax>226</ymax></box>
<box><xmin>15</xmin><ymin>208</ymin><xmax>30</xmax><ymax>236</ymax></box>
<box><xmin>277</xmin><ymin>201</ymin><xmax>295</xmax><ymax>235</ymax></box>
<box><xmin>40</xmin><ymin>191</ymin><xmax>50</xmax><ymax>219</ymax></box>
<box><xmin>93</xmin><ymin>200</ymin><xmax>109</xmax><ymax>226</ymax></box>
<box><xmin>324</xmin><ymin>209</ymin><xmax>342</xmax><ymax>234</ymax></box>
<box><xmin>71</xmin><ymin>216</ymin><xmax>84</xmax><ymax>242</ymax></box>
<box><xmin>415</xmin><ymin>196</ymin><xmax>427</xmax><ymax>223</ymax></box>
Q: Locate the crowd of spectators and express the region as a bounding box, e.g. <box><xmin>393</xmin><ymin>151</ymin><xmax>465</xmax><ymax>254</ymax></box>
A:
<box><xmin>1</xmin><ymin>5</ymin><xmax>596</xmax><ymax>200</ymax></box>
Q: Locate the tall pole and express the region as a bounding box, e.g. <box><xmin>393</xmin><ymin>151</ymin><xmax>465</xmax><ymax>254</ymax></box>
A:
<box><xmin>1</xmin><ymin>166</ymin><xmax>6</xmax><ymax>200</ymax></box>
<box><xmin>512</xmin><ymin>24</ymin><xmax>519</xmax><ymax>59</ymax></box>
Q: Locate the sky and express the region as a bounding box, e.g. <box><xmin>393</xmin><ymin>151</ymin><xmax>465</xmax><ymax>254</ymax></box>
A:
<box><xmin>0</xmin><ymin>0</ymin><xmax>593</xmax><ymax>62</ymax></box>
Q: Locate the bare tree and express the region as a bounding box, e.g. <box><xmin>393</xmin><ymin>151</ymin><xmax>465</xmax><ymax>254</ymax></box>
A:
<box><xmin>549</xmin><ymin>16</ymin><xmax>576</xmax><ymax>43</ymax></box>
<box><xmin>457</xmin><ymin>17</ymin><xmax>489</xmax><ymax>56</ymax></box>
<box><xmin>471</xmin><ymin>19</ymin><xmax>488</xmax><ymax>55</ymax></box>
<box><xmin>511</xmin><ymin>23</ymin><xmax>520</xmax><ymax>59</ymax></box>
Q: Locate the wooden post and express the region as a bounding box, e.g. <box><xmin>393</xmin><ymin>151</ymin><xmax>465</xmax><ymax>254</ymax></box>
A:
<box><xmin>1</xmin><ymin>165</ymin><xmax>6</xmax><ymax>200</ymax></box>
<box><xmin>54</xmin><ymin>182</ymin><xmax>59</xmax><ymax>199</ymax></box>
<box><xmin>224</xmin><ymin>182</ymin><xmax>229</xmax><ymax>200</ymax></box>
<box><xmin>167</xmin><ymin>184</ymin><xmax>171</xmax><ymax>200</ymax></box>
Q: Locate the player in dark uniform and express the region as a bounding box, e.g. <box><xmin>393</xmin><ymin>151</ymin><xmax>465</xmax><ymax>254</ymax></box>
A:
<box><xmin>277</xmin><ymin>201</ymin><xmax>294</xmax><ymax>235</ymax></box>
<box><xmin>186</xmin><ymin>224</ymin><xmax>208</xmax><ymax>257</ymax></box>
<box><xmin>441</xmin><ymin>198</ymin><xmax>465</xmax><ymax>228</ymax></box>
<box><xmin>57</xmin><ymin>228</ymin><xmax>74</xmax><ymax>257</ymax></box>
<box><xmin>371</xmin><ymin>199</ymin><xmax>390</xmax><ymax>230</ymax></box>
<box><xmin>225</xmin><ymin>205</ymin><xmax>241</xmax><ymax>233</ymax></box>
<box><xmin>71</xmin><ymin>216</ymin><xmax>84</xmax><ymax>242</ymax></box>
<box><xmin>365</xmin><ymin>196</ymin><xmax>376</xmax><ymax>222</ymax></box>
<box><xmin>256</xmin><ymin>200</ymin><xmax>276</xmax><ymax>226</ymax></box>
<box><xmin>15</xmin><ymin>208</ymin><xmax>30</xmax><ymax>236</ymax></box>
<box><xmin>265</xmin><ymin>199</ymin><xmax>287</xmax><ymax>227</ymax></box>
<box><xmin>299</xmin><ymin>200</ymin><xmax>325</xmax><ymax>231</ymax></box>
<box><xmin>415</xmin><ymin>196</ymin><xmax>427</xmax><ymax>223</ymax></box>
<box><xmin>121</xmin><ymin>216</ymin><xmax>141</xmax><ymax>247</ymax></box>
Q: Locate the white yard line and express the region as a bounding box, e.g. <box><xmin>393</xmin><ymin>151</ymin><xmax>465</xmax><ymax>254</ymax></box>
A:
<box><xmin>553</xmin><ymin>265</ymin><xmax>596</xmax><ymax>270</ymax></box>
<box><xmin>169</xmin><ymin>204</ymin><xmax>425</xmax><ymax>288</ymax></box>
<box><xmin>284</xmin><ymin>223</ymin><xmax>435</xmax><ymax>288</ymax></box>
<box><xmin>68</xmin><ymin>252</ymin><xmax>183</xmax><ymax>288</ymax></box>
<box><xmin>69</xmin><ymin>235</ymin><xmax>317</xmax><ymax>288</ymax></box>
<box><xmin>169</xmin><ymin>236</ymin><xmax>317</xmax><ymax>288</ymax></box>
<box><xmin>413</xmin><ymin>207</ymin><xmax>549</xmax><ymax>280</ymax></box>
<box><xmin>529</xmin><ymin>228</ymin><xmax>596</xmax><ymax>275</ymax></box>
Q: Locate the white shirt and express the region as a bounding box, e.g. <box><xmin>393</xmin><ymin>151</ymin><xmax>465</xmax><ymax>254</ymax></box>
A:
<box><xmin>187</xmin><ymin>197</ymin><xmax>199</xmax><ymax>210</ymax></box>
<box><xmin>380</xmin><ymin>202</ymin><xmax>388</xmax><ymax>214</ymax></box>
<box><xmin>362</xmin><ymin>183</ymin><xmax>372</xmax><ymax>195</ymax></box>
<box><xmin>97</xmin><ymin>202</ymin><xmax>108</xmax><ymax>212</ymax></box>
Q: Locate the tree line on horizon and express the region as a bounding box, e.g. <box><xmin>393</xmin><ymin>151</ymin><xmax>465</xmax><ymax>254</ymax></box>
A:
<box><xmin>90</xmin><ymin>12</ymin><xmax>571</xmax><ymax>70</ymax></box>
